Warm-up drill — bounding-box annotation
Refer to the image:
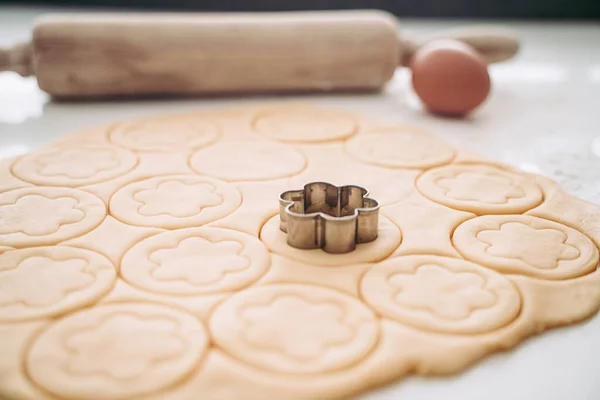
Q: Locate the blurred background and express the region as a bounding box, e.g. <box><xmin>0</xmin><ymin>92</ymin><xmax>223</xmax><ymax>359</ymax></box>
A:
<box><xmin>1</xmin><ymin>0</ymin><xmax>600</xmax><ymax>204</ymax></box>
<box><xmin>1</xmin><ymin>0</ymin><xmax>599</xmax><ymax>19</ymax></box>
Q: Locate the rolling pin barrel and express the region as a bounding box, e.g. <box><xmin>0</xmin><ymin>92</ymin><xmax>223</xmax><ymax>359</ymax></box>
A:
<box><xmin>0</xmin><ymin>11</ymin><xmax>519</xmax><ymax>98</ymax></box>
<box><xmin>29</xmin><ymin>11</ymin><xmax>400</xmax><ymax>98</ymax></box>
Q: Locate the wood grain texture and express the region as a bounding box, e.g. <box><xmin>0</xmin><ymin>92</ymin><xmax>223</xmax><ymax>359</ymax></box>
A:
<box><xmin>32</xmin><ymin>11</ymin><xmax>400</xmax><ymax>98</ymax></box>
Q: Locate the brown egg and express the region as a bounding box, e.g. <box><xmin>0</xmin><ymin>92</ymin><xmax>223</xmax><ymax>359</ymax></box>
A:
<box><xmin>410</xmin><ymin>39</ymin><xmax>491</xmax><ymax>117</ymax></box>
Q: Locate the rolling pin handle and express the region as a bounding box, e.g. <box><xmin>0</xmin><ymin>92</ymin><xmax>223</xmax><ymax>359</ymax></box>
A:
<box><xmin>0</xmin><ymin>41</ymin><xmax>34</xmax><ymax>77</ymax></box>
<box><xmin>398</xmin><ymin>26</ymin><xmax>520</xmax><ymax>67</ymax></box>
<box><xmin>398</xmin><ymin>36</ymin><xmax>418</xmax><ymax>67</ymax></box>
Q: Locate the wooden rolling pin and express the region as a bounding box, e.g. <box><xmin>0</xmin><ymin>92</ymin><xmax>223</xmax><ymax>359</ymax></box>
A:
<box><xmin>0</xmin><ymin>10</ymin><xmax>519</xmax><ymax>98</ymax></box>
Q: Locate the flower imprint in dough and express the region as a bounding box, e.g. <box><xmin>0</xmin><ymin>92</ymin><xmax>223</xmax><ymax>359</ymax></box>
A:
<box><xmin>121</xmin><ymin>227</ymin><xmax>270</xmax><ymax>295</ymax></box>
<box><xmin>64</xmin><ymin>313</ymin><xmax>186</xmax><ymax>379</ymax></box>
<box><xmin>360</xmin><ymin>255</ymin><xmax>521</xmax><ymax>334</ymax></box>
<box><xmin>0</xmin><ymin>187</ymin><xmax>106</xmax><ymax>247</ymax></box>
<box><xmin>477</xmin><ymin>222</ymin><xmax>580</xmax><ymax>270</ymax></box>
<box><xmin>209</xmin><ymin>284</ymin><xmax>379</xmax><ymax>374</ymax></box>
<box><xmin>110</xmin><ymin>118</ymin><xmax>219</xmax><ymax>152</ymax></box>
<box><xmin>110</xmin><ymin>175</ymin><xmax>241</xmax><ymax>229</ymax></box>
<box><xmin>134</xmin><ymin>180</ymin><xmax>222</xmax><ymax>218</ymax></box>
<box><xmin>437</xmin><ymin>172</ymin><xmax>524</xmax><ymax>204</ymax></box>
<box><xmin>12</xmin><ymin>144</ymin><xmax>137</xmax><ymax>186</ymax></box>
<box><xmin>149</xmin><ymin>237</ymin><xmax>250</xmax><ymax>286</ymax></box>
<box><xmin>0</xmin><ymin>247</ymin><xmax>116</xmax><ymax>322</ymax></box>
<box><xmin>0</xmin><ymin>257</ymin><xmax>93</xmax><ymax>307</ymax></box>
<box><xmin>241</xmin><ymin>296</ymin><xmax>356</xmax><ymax>361</ymax></box>
<box><xmin>0</xmin><ymin>195</ymin><xmax>83</xmax><ymax>236</ymax></box>
<box><xmin>344</xmin><ymin>130</ymin><xmax>455</xmax><ymax>169</ymax></box>
<box><xmin>389</xmin><ymin>265</ymin><xmax>497</xmax><ymax>320</ymax></box>
<box><xmin>453</xmin><ymin>215</ymin><xmax>599</xmax><ymax>280</ymax></box>
<box><xmin>36</xmin><ymin>146</ymin><xmax>120</xmax><ymax>179</ymax></box>
<box><xmin>416</xmin><ymin>164</ymin><xmax>543</xmax><ymax>214</ymax></box>
<box><xmin>26</xmin><ymin>303</ymin><xmax>208</xmax><ymax>400</ymax></box>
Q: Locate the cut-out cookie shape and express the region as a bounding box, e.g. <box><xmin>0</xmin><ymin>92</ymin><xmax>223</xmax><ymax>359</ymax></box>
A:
<box><xmin>0</xmin><ymin>247</ymin><xmax>116</xmax><ymax>322</ymax></box>
<box><xmin>26</xmin><ymin>302</ymin><xmax>208</xmax><ymax>400</ymax></box>
<box><xmin>254</xmin><ymin>108</ymin><xmax>357</xmax><ymax>143</ymax></box>
<box><xmin>110</xmin><ymin>117</ymin><xmax>220</xmax><ymax>152</ymax></box>
<box><xmin>110</xmin><ymin>175</ymin><xmax>241</xmax><ymax>229</ymax></box>
<box><xmin>209</xmin><ymin>284</ymin><xmax>379</xmax><ymax>374</ymax></box>
<box><xmin>417</xmin><ymin>164</ymin><xmax>543</xmax><ymax>214</ymax></box>
<box><xmin>190</xmin><ymin>141</ymin><xmax>307</xmax><ymax>181</ymax></box>
<box><xmin>345</xmin><ymin>129</ymin><xmax>455</xmax><ymax>169</ymax></box>
<box><xmin>279</xmin><ymin>182</ymin><xmax>380</xmax><ymax>254</ymax></box>
<box><xmin>0</xmin><ymin>187</ymin><xmax>106</xmax><ymax>247</ymax></box>
<box><xmin>261</xmin><ymin>214</ymin><xmax>401</xmax><ymax>266</ymax></box>
<box><xmin>453</xmin><ymin>215</ymin><xmax>599</xmax><ymax>280</ymax></box>
<box><xmin>12</xmin><ymin>143</ymin><xmax>137</xmax><ymax>187</ymax></box>
<box><xmin>361</xmin><ymin>255</ymin><xmax>521</xmax><ymax>334</ymax></box>
<box><xmin>121</xmin><ymin>227</ymin><xmax>270</xmax><ymax>295</ymax></box>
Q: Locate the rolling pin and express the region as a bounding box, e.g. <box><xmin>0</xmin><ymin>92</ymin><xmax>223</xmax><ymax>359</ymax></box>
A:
<box><xmin>0</xmin><ymin>10</ymin><xmax>519</xmax><ymax>98</ymax></box>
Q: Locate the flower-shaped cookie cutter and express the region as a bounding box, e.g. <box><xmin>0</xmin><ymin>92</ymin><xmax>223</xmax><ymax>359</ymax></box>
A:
<box><xmin>279</xmin><ymin>182</ymin><xmax>380</xmax><ymax>253</ymax></box>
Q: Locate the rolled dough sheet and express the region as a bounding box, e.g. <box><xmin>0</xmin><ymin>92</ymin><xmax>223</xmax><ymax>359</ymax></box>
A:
<box><xmin>1</xmin><ymin>104</ymin><xmax>600</xmax><ymax>400</ymax></box>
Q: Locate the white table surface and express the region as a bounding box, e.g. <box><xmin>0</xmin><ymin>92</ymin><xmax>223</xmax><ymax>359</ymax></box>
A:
<box><xmin>1</xmin><ymin>5</ymin><xmax>599</xmax><ymax>400</ymax></box>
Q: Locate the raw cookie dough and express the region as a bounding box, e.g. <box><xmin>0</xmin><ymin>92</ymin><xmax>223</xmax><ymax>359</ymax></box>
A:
<box><xmin>189</xmin><ymin>141</ymin><xmax>307</xmax><ymax>181</ymax></box>
<box><xmin>0</xmin><ymin>246</ymin><xmax>116</xmax><ymax>322</ymax></box>
<box><xmin>12</xmin><ymin>143</ymin><xmax>138</xmax><ymax>187</ymax></box>
<box><xmin>121</xmin><ymin>227</ymin><xmax>270</xmax><ymax>295</ymax></box>
<box><xmin>1</xmin><ymin>104</ymin><xmax>600</xmax><ymax>400</ymax></box>
<box><xmin>26</xmin><ymin>302</ymin><xmax>208</xmax><ymax>400</ymax></box>
<box><xmin>254</xmin><ymin>108</ymin><xmax>357</xmax><ymax>143</ymax></box>
<box><xmin>109</xmin><ymin>174</ymin><xmax>242</xmax><ymax>229</ymax></box>
<box><xmin>344</xmin><ymin>128</ymin><xmax>455</xmax><ymax>168</ymax></box>
<box><xmin>109</xmin><ymin>116</ymin><xmax>220</xmax><ymax>152</ymax></box>
<box><xmin>0</xmin><ymin>186</ymin><xmax>106</xmax><ymax>247</ymax></box>
<box><xmin>417</xmin><ymin>164</ymin><xmax>543</xmax><ymax>214</ymax></box>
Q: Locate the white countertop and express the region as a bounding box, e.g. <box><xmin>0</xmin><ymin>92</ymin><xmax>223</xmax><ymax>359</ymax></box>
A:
<box><xmin>1</xmin><ymin>5</ymin><xmax>599</xmax><ymax>400</ymax></box>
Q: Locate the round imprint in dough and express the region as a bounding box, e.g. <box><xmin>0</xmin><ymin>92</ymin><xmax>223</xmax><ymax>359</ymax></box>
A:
<box><xmin>27</xmin><ymin>302</ymin><xmax>208</xmax><ymax>400</ymax></box>
<box><xmin>416</xmin><ymin>164</ymin><xmax>543</xmax><ymax>214</ymax></box>
<box><xmin>12</xmin><ymin>143</ymin><xmax>138</xmax><ymax>187</ymax></box>
<box><xmin>190</xmin><ymin>141</ymin><xmax>307</xmax><ymax>181</ymax></box>
<box><xmin>121</xmin><ymin>227</ymin><xmax>270</xmax><ymax>295</ymax></box>
<box><xmin>110</xmin><ymin>174</ymin><xmax>241</xmax><ymax>229</ymax></box>
<box><xmin>345</xmin><ymin>129</ymin><xmax>455</xmax><ymax>169</ymax></box>
<box><xmin>260</xmin><ymin>214</ymin><xmax>401</xmax><ymax>266</ymax></box>
<box><xmin>453</xmin><ymin>215</ymin><xmax>599</xmax><ymax>280</ymax></box>
<box><xmin>0</xmin><ymin>187</ymin><xmax>106</xmax><ymax>248</ymax></box>
<box><xmin>0</xmin><ymin>247</ymin><xmax>116</xmax><ymax>322</ymax></box>
<box><xmin>210</xmin><ymin>284</ymin><xmax>379</xmax><ymax>374</ymax></box>
<box><xmin>254</xmin><ymin>108</ymin><xmax>357</xmax><ymax>143</ymax></box>
<box><xmin>360</xmin><ymin>255</ymin><xmax>521</xmax><ymax>334</ymax></box>
<box><xmin>110</xmin><ymin>117</ymin><xmax>220</xmax><ymax>152</ymax></box>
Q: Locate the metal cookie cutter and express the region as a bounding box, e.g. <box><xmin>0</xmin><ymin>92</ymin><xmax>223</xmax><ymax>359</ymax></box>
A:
<box><xmin>279</xmin><ymin>182</ymin><xmax>380</xmax><ymax>254</ymax></box>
